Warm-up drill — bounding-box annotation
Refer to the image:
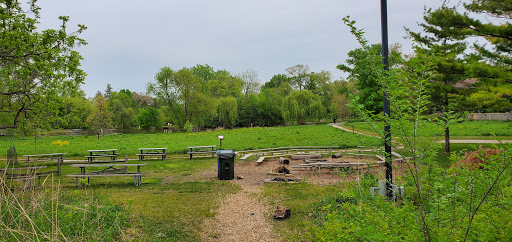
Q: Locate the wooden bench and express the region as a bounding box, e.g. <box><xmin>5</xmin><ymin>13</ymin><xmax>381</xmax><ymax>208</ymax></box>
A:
<box><xmin>187</xmin><ymin>145</ymin><xmax>216</xmax><ymax>159</ymax></box>
<box><xmin>22</xmin><ymin>153</ymin><xmax>65</xmax><ymax>175</ymax></box>
<box><xmin>67</xmin><ymin>163</ymin><xmax>148</xmax><ymax>188</ymax></box>
<box><xmin>137</xmin><ymin>148</ymin><xmax>167</xmax><ymax>161</ymax></box>
<box><xmin>294</xmin><ymin>162</ymin><xmax>366</xmax><ymax>176</ymax></box>
<box><xmin>23</xmin><ymin>153</ymin><xmax>66</xmax><ymax>163</ymax></box>
<box><xmin>86</xmin><ymin>149</ymin><xmax>118</xmax><ymax>162</ymax></box>
<box><xmin>0</xmin><ymin>166</ymin><xmax>49</xmax><ymax>189</ymax></box>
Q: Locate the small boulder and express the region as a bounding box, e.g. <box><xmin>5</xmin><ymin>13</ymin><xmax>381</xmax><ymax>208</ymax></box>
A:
<box><xmin>273</xmin><ymin>206</ymin><xmax>291</xmax><ymax>220</ymax></box>
<box><xmin>279</xmin><ymin>157</ymin><xmax>290</xmax><ymax>165</ymax></box>
<box><xmin>332</xmin><ymin>152</ymin><xmax>343</xmax><ymax>158</ymax></box>
<box><xmin>274</xmin><ymin>166</ymin><xmax>290</xmax><ymax>174</ymax></box>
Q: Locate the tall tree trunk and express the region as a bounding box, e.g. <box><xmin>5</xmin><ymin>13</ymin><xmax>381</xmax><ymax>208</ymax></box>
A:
<box><xmin>444</xmin><ymin>126</ymin><xmax>450</xmax><ymax>154</ymax></box>
<box><xmin>444</xmin><ymin>92</ymin><xmax>450</xmax><ymax>154</ymax></box>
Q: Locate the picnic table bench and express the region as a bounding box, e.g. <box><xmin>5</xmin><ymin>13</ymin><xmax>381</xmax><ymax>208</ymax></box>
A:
<box><xmin>85</xmin><ymin>149</ymin><xmax>118</xmax><ymax>162</ymax></box>
<box><xmin>137</xmin><ymin>148</ymin><xmax>167</xmax><ymax>161</ymax></box>
<box><xmin>67</xmin><ymin>163</ymin><xmax>148</xmax><ymax>188</ymax></box>
<box><xmin>22</xmin><ymin>153</ymin><xmax>66</xmax><ymax>175</ymax></box>
<box><xmin>0</xmin><ymin>166</ymin><xmax>48</xmax><ymax>189</ymax></box>
<box><xmin>293</xmin><ymin>162</ymin><xmax>366</xmax><ymax>176</ymax></box>
<box><xmin>187</xmin><ymin>145</ymin><xmax>216</xmax><ymax>159</ymax></box>
<box><xmin>23</xmin><ymin>153</ymin><xmax>66</xmax><ymax>163</ymax></box>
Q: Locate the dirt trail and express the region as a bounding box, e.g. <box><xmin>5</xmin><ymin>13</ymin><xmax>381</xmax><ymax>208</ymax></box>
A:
<box><xmin>201</xmin><ymin>162</ymin><xmax>279</xmax><ymax>242</ymax></box>
<box><xmin>200</xmin><ymin>150</ymin><xmax>378</xmax><ymax>241</ymax></box>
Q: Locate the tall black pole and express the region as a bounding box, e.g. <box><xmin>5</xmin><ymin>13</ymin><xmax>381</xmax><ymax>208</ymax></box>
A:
<box><xmin>381</xmin><ymin>0</ymin><xmax>393</xmax><ymax>198</ymax></box>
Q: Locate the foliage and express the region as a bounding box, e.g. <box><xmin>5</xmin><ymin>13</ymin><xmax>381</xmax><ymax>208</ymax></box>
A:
<box><xmin>282</xmin><ymin>90</ymin><xmax>326</xmax><ymax>124</ymax></box>
<box><xmin>0</xmin><ymin>1</ymin><xmax>86</xmax><ymax>130</ymax></box>
<box><xmin>319</xmin><ymin>16</ymin><xmax>512</xmax><ymax>241</ymax></box>
<box><xmin>0</xmin><ymin>185</ymin><xmax>128</xmax><ymax>241</ymax></box>
<box><xmin>136</xmin><ymin>107</ymin><xmax>161</xmax><ymax>130</ymax></box>
<box><xmin>217</xmin><ymin>97</ymin><xmax>237</xmax><ymax>128</ymax></box>
<box><xmin>337</xmin><ymin>44</ymin><xmax>401</xmax><ymax>114</ymax></box>
<box><xmin>86</xmin><ymin>93</ymin><xmax>113</xmax><ymax>135</ymax></box>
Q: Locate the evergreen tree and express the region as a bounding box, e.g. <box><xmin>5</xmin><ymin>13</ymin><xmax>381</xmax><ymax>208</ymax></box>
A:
<box><xmin>407</xmin><ymin>6</ymin><xmax>468</xmax><ymax>153</ymax></box>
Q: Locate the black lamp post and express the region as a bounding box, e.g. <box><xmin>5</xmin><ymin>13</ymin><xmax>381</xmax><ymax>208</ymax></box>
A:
<box><xmin>381</xmin><ymin>0</ymin><xmax>393</xmax><ymax>198</ymax></box>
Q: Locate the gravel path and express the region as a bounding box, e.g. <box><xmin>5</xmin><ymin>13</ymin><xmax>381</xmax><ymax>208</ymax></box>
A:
<box><xmin>200</xmin><ymin>154</ymin><xmax>371</xmax><ymax>241</ymax></box>
<box><xmin>201</xmin><ymin>162</ymin><xmax>279</xmax><ymax>242</ymax></box>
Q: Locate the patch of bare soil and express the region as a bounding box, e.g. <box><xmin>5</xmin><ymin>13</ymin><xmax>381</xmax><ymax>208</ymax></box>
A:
<box><xmin>201</xmin><ymin>156</ymin><xmax>384</xmax><ymax>241</ymax></box>
<box><xmin>450</xmin><ymin>148</ymin><xmax>503</xmax><ymax>170</ymax></box>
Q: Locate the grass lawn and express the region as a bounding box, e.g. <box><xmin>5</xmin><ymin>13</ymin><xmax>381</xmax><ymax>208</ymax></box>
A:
<box><xmin>0</xmin><ymin>125</ymin><xmax>382</xmax><ymax>158</ymax></box>
<box><xmin>1</xmin><ymin>123</ymin><xmax>507</xmax><ymax>240</ymax></box>
<box><xmin>341</xmin><ymin>120</ymin><xmax>512</xmax><ymax>139</ymax></box>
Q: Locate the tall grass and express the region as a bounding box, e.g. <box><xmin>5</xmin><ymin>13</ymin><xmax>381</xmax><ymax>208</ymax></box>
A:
<box><xmin>0</xmin><ymin>175</ymin><xmax>129</xmax><ymax>240</ymax></box>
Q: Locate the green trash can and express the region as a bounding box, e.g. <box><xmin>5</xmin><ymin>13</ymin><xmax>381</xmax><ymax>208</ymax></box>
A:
<box><xmin>217</xmin><ymin>150</ymin><xmax>235</xmax><ymax>180</ymax></box>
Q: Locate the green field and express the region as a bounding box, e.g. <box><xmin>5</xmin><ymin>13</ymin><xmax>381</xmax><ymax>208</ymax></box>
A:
<box><xmin>342</xmin><ymin>120</ymin><xmax>512</xmax><ymax>139</ymax></box>
<box><xmin>1</xmin><ymin>123</ymin><xmax>510</xmax><ymax>240</ymax></box>
<box><xmin>0</xmin><ymin>125</ymin><xmax>382</xmax><ymax>158</ymax></box>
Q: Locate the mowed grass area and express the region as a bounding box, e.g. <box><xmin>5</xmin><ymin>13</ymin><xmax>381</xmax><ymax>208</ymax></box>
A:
<box><xmin>0</xmin><ymin>125</ymin><xmax>382</xmax><ymax>158</ymax></box>
<box><xmin>1</xmin><ymin>123</ymin><xmax>505</xmax><ymax>240</ymax></box>
<box><xmin>341</xmin><ymin>120</ymin><xmax>512</xmax><ymax>139</ymax></box>
<box><xmin>0</xmin><ymin>125</ymin><xmax>381</xmax><ymax>240</ymax></box>
<box><xmin>2</xmin><ymin>157</ymin><xmax>239</xmax><ymax>241</ymax></box>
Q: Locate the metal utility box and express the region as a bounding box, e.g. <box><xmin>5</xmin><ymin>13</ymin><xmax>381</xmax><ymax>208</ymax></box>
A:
<box><xmin>217</xmin><ymin>150</ymin><xmax>235</xmax><ymax>180</ymax></box>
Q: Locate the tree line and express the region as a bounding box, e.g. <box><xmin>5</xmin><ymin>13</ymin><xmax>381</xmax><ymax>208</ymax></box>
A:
<box><xmin>0</xmin><ymin>0</ymin><xmax>510</xmax><ymax>137</ymax></box>
<box><xmin>57</xmin><ymin>64</ymin><xmax>354</xmax><ymax>134</ymax></box>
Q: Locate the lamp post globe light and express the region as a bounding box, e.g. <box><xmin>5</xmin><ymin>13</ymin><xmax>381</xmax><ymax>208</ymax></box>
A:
<box><xmin>218</xmin><ymin>135</ymin><xmax>224</xmax><ymax>150</ymax></box>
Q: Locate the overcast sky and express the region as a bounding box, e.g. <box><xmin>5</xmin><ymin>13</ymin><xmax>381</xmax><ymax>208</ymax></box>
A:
<box><xmin>36</xmin><ymin>0</ymin><xmax>447</xmax><ymax>97</ymax></box>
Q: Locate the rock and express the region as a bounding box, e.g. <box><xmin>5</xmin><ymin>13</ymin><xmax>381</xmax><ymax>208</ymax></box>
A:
<box><xmin>274</xmin><ymin>166</ymin><xmax>290</xmax><ymax>174</ymax></box>
<box><xmin>236</xmin><ymin>175</ymin><xmax>244</xmax><ymax>180</ymax></box>
<box><xmin>273</xmin><ymin>206</ymin><xmax>291</xmax><ymax>220</ymax></box>
<box><xmin>332</xmin><ymin>152</ymin><xmax>343</xmax><ymax>158</ymax></box>
<box><xmin>279</xmin><ymin>157</ymin><xmax>290</xmax><ymax>165</ymax></box>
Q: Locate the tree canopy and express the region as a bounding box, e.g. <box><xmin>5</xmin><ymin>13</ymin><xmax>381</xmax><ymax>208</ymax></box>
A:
<box><xmin>0</xmin><ymin>0</ymin><xmax>86</xmax><ymax>130</ymax></box>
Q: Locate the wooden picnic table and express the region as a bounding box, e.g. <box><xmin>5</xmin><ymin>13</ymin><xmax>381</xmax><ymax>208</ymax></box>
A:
<box><xmin>22</xmin><ymin>153</ymin><xmax>66</xmax><ymax>175</ymax></box>
<box><xmin>22</xmin><ymin>153</ymin><xmax>66</xmax><ymax>163</ymax></box>
<box><xmin>187</xmin><ymin>145</ymin><xmax>216</xmax><ymax>159</ymax></box>
<box><xmin>137</xmin><ymin>148</ymin><xmax>167</xmax><ymax>161</ymax></box>
<box><xmin>67</xmin><ymin>163</ymin><xmax>148</xmax><ymax>188</ymax></box>
<box><xmin>86</xmin><ymin>149</ymin><xmax>118</xmax><ymax>162</ymax></box>
<box><xmin>0</xmin><ymin>166</ymin><xmax>48</xmax><ymax>189</ymax></box>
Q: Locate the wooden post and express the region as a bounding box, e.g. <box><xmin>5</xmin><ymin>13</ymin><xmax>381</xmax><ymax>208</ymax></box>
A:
<box><xmin>124</xmin><ymin>155</ymin><xmax>128</xmax><ymax>173</ymax></box>
<box><xmin>57</xmin><ymin>157</ymin><xmax>62</xmax><ymax>176</ymax></box>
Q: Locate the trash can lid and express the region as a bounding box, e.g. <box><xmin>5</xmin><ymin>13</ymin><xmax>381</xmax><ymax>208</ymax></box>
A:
<box><xmin>217</xmin><ymin>150</ymin><xmax>235</xmax><ymax>159</ymax></box>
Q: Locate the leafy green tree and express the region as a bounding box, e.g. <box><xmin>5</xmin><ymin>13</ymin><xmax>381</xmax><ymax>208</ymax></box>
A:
<box><xmin>262</xmin><ymin>74</ymin><xmax>290</xmax><ymax>90</ymax></box>
<box><xmin>136</xmin><ymin>107</ymin><xmax>161</xmax><ymax>131</ymax></box>
<box><xmin>282</xmin><ymin>90</ymin><xmax>325</xmax><ymax>124</ymax></box>
<box><xmin>337</xmin><ymin>44</ymin><xmax>401</xmax><ymax>114</ymax></box>
<box><xmin>147</xmin><ymin>67</ymin><xmax>177</xmax><ymax>113</ymax></box>
<box><xmin>237</xmin><ymin>94</ymin><xmax>262</xmax><ymax>127</ymax></box>
<box><xmin>109</xmin><ymin>90</ymin><xmax>136</xmax><ymax>129</ymax></box>
<box><xmin>62</xmin><ymin>95</ymin><xmax>92</xmax><ymax>129</ymax></box>
<box><xmin>285</xmin><ymin>64</ymin><xmax>310</xmax><ymax>91</ymax></box>
<box><xmin>0</xmin><ymin>1</ymin><xmax>86</xmax><ymax>130</ymax></box>
<box><xmin>217</xmin><ymin>97</ymin><xmax>237</xmax><ymax>128</ymax></box>
<box><xmin>206</xmin><ymin>74</ymin><xmax>243</xmax><ymax>98</ymax></box>
<box><xmin>87</xmin><ymin>93</ymin><xmax>113</xmax><ymax>135</ymax></box>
